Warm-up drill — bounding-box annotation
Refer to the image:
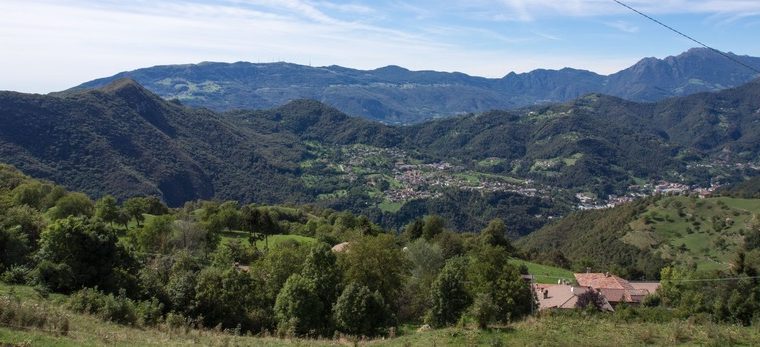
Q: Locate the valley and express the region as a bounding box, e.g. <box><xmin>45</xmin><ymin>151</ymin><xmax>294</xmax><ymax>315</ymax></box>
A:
<box><xmin>5</xmin><ymin>1</ymin><xmax>760</xmax><ymax>345</ymax></box>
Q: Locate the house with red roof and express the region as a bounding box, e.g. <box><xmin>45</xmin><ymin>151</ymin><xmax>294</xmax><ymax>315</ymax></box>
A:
<box><xmin>533</xmin><ymin>284</ymin><xmax>614</xmax><ymax>312</ymax></box>
<box><xmin>574</xmin><ymin>272</ymin><xmax>659</xmax><ymax>306</ymax></box>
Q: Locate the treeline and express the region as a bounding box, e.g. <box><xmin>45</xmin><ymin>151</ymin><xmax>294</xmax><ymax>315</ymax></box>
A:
<box><xmin>0</xmin><ymin>164</ymin><xmax>534</xmax><ymax>337</ymax></box>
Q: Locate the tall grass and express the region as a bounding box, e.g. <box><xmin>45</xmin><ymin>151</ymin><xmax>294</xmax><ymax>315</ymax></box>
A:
<box><xmin>0</xmin><ymin>294</ymin><xmax>69</xmax><ymax>336</ymax></box>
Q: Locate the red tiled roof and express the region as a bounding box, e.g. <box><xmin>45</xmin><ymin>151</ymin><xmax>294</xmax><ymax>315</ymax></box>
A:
<box><xmin>574</xmin><ymin>273</ymin><xmax>634</xmax><ymax>290</ymax></box>
<box><xmin>574</xmin><ymin>273</ymin><xmax>659</xmax><ymax>304</ymax></box>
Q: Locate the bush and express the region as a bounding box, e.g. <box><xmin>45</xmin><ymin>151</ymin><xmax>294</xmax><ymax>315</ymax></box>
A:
<box><xmin>1</xmin><ymin>265</ymin><xmax>31</xmax><ymax>284</ymax></box>
<box><xmin>470</xmin><ymin>293</ymin><xmax>498</xmax><ymax>329</ymax></box>
<box><xmin>0</xmin><ymin>295</ymin><xmax>69</xmax><ymax>336</ymax></box>
<box><xmin>68</xmin><ymin>288</ymin><xmax>136</xmax><ymax>325</ymax></box>
<box><xmin>68</xmin><ymin>288</ymin><xmax>163</xmax><ymax>326</ymax></box>
<box><xmin>34</xmin><ymin>261</ymin><xmax>74</xmax><ymax>293</ymax></box>
<box><xmin>333</xmin><ymin>283</ymin><xmax>392</xmax><ymax>337</ymax></box>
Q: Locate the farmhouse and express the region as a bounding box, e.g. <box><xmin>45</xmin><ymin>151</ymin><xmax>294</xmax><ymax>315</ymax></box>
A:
<box><xmin>574</xmin><ymin>272</ymin><xmax>660</xmax><ymax>306</ymax></box>
<box><xmin>533</xmin><ymin>284</ymin><xmax>614</xmax><ymax>311</ymax></box>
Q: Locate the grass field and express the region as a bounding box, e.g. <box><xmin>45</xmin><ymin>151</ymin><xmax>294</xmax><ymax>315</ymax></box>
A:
<box><xmin>220</xmin><ymin>231</ymin><xmax>317</xmax><ymax>249</ymax></box>
<box><xmin>2</xmin><ymin>282</ymin><xmax>759</xmax><ymax>346</ymax></box>
<box><xmin>509</xmin><ymin>259</ymin><xmax>575</xmax><ymax>284</ymax></box>
<box><xmin>623</xmin><ymin>196</ymin><xmax>760</xmax><ymax>271</ymax></box>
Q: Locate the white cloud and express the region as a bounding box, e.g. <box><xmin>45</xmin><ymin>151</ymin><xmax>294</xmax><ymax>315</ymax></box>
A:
<box><xmin>488</xmin><ymin>0</ymin><xmax>760</xmax><ymax>21</ymax></box>
<box><xmin>605</xmin><ymin>20</ymin><xmax>640</xmax><ymax>33</ymax></box>
<box><xmin>0</xmin><ymin>0</ymin><xmax>758</xmax><ymax>93</ymax></box>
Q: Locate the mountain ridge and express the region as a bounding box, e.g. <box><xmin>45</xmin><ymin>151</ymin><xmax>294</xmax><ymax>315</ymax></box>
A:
<box><xmin>69</xmin><ymin>48</ymin><xmax>760</xmax><ymax>124</ymax></box>
<box><xmin>3</xmin><ymin>77</ymin><xmax>760</xmax><ymax>233</ymax></box>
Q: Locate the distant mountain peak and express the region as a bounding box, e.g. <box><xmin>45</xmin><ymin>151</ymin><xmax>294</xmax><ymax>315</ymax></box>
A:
<box><xmin>68</xmin><ymin>48</ymin><xmax>760</xmax><ymax>123</ymax></box>
<box><xmin>99</xmin><ymin>78</ymin><xmax>153</xmax><ymax>96</ymax></box>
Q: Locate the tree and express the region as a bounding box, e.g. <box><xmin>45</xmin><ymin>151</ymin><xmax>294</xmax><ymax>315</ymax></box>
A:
<box><xmin>194</xmin><ymin>267</ymin><xmax>257</xmax><ymax>331</ymax></box>
<box><xmin>470</xmin><ymin>293</ymin><xmax>498</xmax><ymax>329</ymax></box>
<box><xmin>135</xmin><ymin>215</ymin><xmax>175</xmax><ymax>254</ymax></box>
<box><xmin>427</xmin><ymin>257</ymin><xmax>471</xmax><ymax>327</ymax></box>
<box><xmin>744</xmin><ymin>225</ymin><xmax>760</xmax><ymax>251</ymax></box>
<box><xmin>575</xmin><ymin>289</ymin><xmax>607</xmax><ymax>311</ymax></box>
<box><xmin>468</xmin><ymin>244</ymin><xmax>534</xmax><ymax>323</ymax></box>
<box><xmin>36</xmin><ymin>216</ymin><xmax>135</xmax><ymax>294</ymax></box>
<box><xmin>299</xmin><ymin>243</ymin><xmax>342</xmax><ymax>331</ymax></box>
<box><xmin>406</xmin><ymin>239</ymin><xmax>445</xmax><ymax>284</ymax></box>
<box><xmin>338</xmin><ymin>234</ymin><xmax>409</xmax><ymax>309</ymax></box>
<box><xmin>2</xmin><ymin>205</ymin><xmax>45</xmax><ymax>242</ymax></box>
<box><xmin>0</xmin><ymin>226</ymin><xmax>31</xmax><ymax>270</ymax></box>
<box><xmin>241</xmin><ymin>206</ymin><xmax>279</xmax><ymax>251</ymax></box>
<box><xmin>170</xmin><ymin>219</ymin><xmax>208</xmax><ymax>253</ymax></box>
<box><xmin>95</xmin><ymin>195</ymin><xmax>120</xmax><ymax>227</ymax></box>
<box><xmin>11</xmin><ymin>182</ymin><xmax>47</xmax><ymax>210</ymax></box>
<box><xmin>333</xmin><ymin>283</ymin><xmax>391</xmax><ymax>337</ymax></box>
<box><xmin>50</xmin><ymin>192</ymin><xmax>94</xmax><ymax>220</ymax></box>
<box><xmin>480</xmin><ymin>218</ymin><xmax>514</xmax><ymax>252</ymax></box>
<box><xmin>273</xmin><ymin>274</ymin><xmax>322</xmax><ymax>336</ymax></box>
<box><xmin>403</xmin><ymin>219</ymin><xmax>424</xmax><ymax>241</ymax></box>
<box><xmin>252</xmin><ymin>242</ymin><xmax>310</xmax><ymax>307</ymax></box>
<box><xmin>143</xmin><ymin>196</ymin><xmax>169</xmax><ymax>215</ymax></box>
<box><xmin>123</xmin><ymin>197</ymin><xmax>149</xmax><ymax>227</ymax></box>
<box><xmin>422</xmin><ymin>215</ymin><xmax>445</xmax><ymax>240</ymax></box>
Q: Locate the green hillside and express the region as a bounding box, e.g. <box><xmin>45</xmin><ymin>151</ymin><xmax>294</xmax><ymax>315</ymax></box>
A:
<box><xmin>3</xmin><ymin>77</ymin><xmax>760</xmax><ymax>234</ymax></box>
<box><xmin>518</xmin><ymin>195</ymin><xmax>760</xmax><ymax>277</ymax></box>
<box><xmin>624</xmin><ymin>196</ymin><xmax>760</xmax><ymax>271</ymax></box>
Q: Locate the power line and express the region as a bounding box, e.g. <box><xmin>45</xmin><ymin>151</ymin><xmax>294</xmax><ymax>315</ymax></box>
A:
<box><xmin>529</xmin><ymin>273</ymin><xmax>760</xmax><ymax>283</ymax></box>
<box><xmin>612</xmin><ymin>0</ymin><xmax>760</xmax><ymax>75</ymax></box>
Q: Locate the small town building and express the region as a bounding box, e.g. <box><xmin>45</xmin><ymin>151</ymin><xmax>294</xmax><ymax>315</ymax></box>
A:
<box><xmin>574</xmin><ymin>272</ymin><xmax>660</xmax><ymax>306</ymax></box>
<box><xmin>533</xmin><ymin>284</ymin><xmax>614</xmax><ymax>311</ymax></box>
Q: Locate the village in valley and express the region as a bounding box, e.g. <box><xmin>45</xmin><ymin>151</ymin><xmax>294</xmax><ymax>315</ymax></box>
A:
<box><xmin>302</xmin><ymin>142</ymin><xmax>758</xmax><ymax>215</ymax></box>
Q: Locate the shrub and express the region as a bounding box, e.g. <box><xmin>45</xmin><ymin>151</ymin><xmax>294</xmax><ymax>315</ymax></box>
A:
<box><xmin>575</xmin><ymin>289</ymin><xmax>607</xmax><ymax>311</ymax></box>
<box><xmin>470</xmin><ymin>293</ymin><xmax>498</xmax><ymax>329</ymax></box>
<box><xmin>68</xmin><ymin>288</ymin><xmax>137</xmax><ymax>325</ymax></box>
<box><xmin>1</xmin><ymin>265</ymin><xmax>31</xmax><ymax>284</ymax></box>
<box><xmin>333</xmin><ymin>282</ymin><xmax>391</xmax><ymax>337</ymax></box>
<box><xmin>0</xmin><ymin>295</ymin><xmax>69</xmax><ymax>336</ymax></box>
<box><xmin>68</xmin><ymin>288</ymin><xmax>162</xmax><ymax>326</ymax></box>
<box><xmin>34</xmin><ymin>261</ymin><xmax>74</xmax><ymax>293</ymax></box>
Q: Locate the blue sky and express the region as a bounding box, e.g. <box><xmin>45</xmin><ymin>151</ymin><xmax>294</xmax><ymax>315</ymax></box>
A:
<box><xmin>2</xmin><ymin>0</ymin><xmax>760</xmax><ymax>93</ymax></box>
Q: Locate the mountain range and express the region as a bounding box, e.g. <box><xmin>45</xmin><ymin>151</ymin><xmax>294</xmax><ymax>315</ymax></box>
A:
<box><xmin>3</xmin><ymin>75</ymin><xmax>760</xmax><ymax>233</ymax></box>
<box><xmin>69</xmin><ymin>48</ymin><xmax>760</xmax><ymax>124</ymax></box>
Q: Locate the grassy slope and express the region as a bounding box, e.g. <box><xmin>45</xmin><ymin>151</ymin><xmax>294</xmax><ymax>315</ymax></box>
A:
<box><xmin>623</xmin><ymin>196</ymin><xmax>760</xmax><ymax>271</ymax></box>
<box><xmin>509</xmin><ymin>259</ymin><xmax>575</xmax><ymax>284</ymax></box>
<box><xmin>519</xmin><ymin>196</ymin><xmax>760</xmax><ymax>273</ymax></box>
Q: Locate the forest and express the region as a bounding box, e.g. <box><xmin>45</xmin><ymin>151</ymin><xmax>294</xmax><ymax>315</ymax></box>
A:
<box><xmin>2</xmin><ymin>161</ymin><xmax>760</xmax><ymax>345</ymax></box>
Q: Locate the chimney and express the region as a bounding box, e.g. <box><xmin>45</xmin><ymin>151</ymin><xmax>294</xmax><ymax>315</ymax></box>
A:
<box><xmin>586</xmin><ymin>267</ymin><xmax>591</xmax><ymax>273</ymax></box>
<box><xmin>605</xmin><ymin>272</ymin><xmax>610</xmax><ymax>277</ymax></box>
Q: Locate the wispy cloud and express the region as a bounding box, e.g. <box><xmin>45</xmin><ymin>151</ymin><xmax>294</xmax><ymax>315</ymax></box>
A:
<box><xmin>1</xmin><ymin>0</ymin><xmax>759</xmax><ymax>93</ymax></box>
<box><xmin>487</xmin><ymin>0</ymin><xmax>760</xmax><ymax>21</ymax></box>
<box><xmin>605</xmin><ymin>20</ymin><xmax>639</xmax><ymax>33</ymax></box>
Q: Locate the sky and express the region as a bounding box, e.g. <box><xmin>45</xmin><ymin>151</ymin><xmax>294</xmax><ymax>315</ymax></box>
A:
<box><xmin>2</xmin><ymin>0</ymin><xmax>760</xmax><ymax>93</ymax></box>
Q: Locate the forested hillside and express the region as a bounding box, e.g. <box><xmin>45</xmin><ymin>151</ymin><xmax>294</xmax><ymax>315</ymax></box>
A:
<box><xmin>70</xmin><ymin>48</ymin><xmax>760</xmax><ymax>124</ymax></box>
<box><xmin>0</xmin><ymin>162</ymin><xmax>536</xmax><ymax>339</ymax></box>
<box><xmin>3</xmin><ymin>77</ymin><xmax>760</xmax><ymax>234</ymax></box>
<box><xmin>3</xmin><ymin>162</ymin><xmax>760</xmax><ymax>345</ymax></box>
